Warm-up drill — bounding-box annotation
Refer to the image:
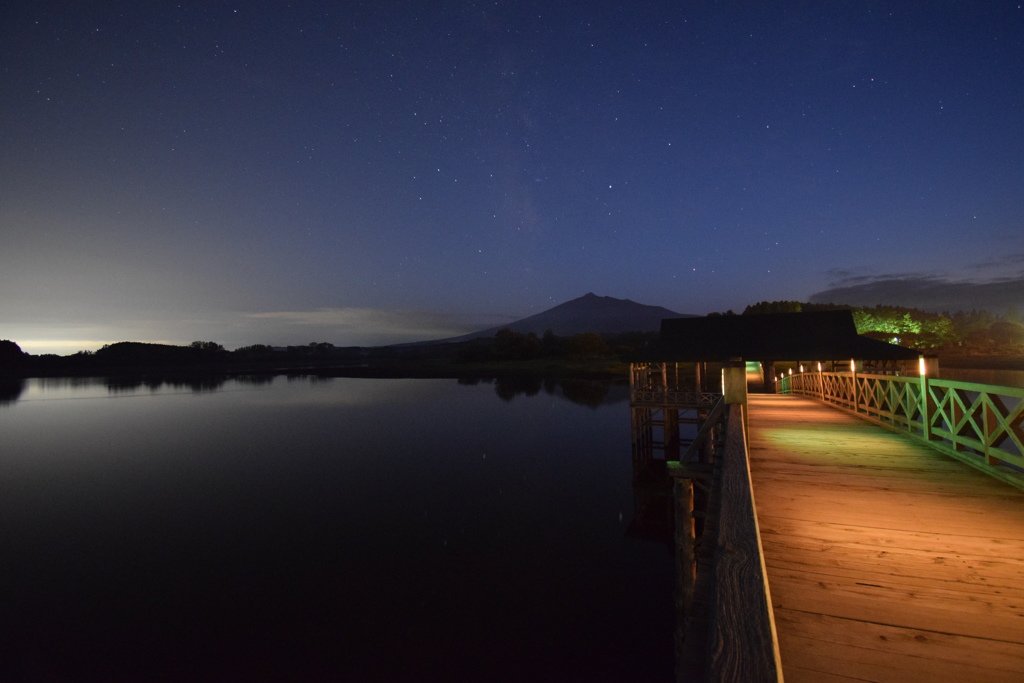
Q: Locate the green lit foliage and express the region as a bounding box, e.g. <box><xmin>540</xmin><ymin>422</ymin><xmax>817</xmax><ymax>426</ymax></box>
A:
<box><xmin>748</xmin><ymin>302</ymin><xmax>1021</xmax><ymax>352</ymax></box>
<box><xmin>847</xmin><ymin>306</ymin><xmax>965</xmax><ymax>349</ymax></box>
<box><xmin>918</xmin><ymin>316</ymin><xmax>956</xmax><ymax>348</ymax></box>
<box><xmin>852</xmin><ymin>307</ymin><xmax>918</xmax><ymax>335</ymax></box>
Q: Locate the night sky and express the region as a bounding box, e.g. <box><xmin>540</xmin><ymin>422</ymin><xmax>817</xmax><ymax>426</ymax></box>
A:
<box><xmin>3</xmin><ymin>2</ymin><xmax>1023</xmax><ymax>354</ymax></box>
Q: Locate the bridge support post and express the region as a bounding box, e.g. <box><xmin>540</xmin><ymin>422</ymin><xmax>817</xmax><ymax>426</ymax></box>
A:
<box><xmin>674</xmin><ymin>477</ymin><xmax>696</xmax><ymax>616</ymax></box>
<box><xmin>723</xmin><ymin>358</ymin><xmax>748</xmax><ymax>448</ymax></box>
<box><xmin>723</xmin><ymin>359</ymin><xmax>748</xmax><ymax>405</ymax></box>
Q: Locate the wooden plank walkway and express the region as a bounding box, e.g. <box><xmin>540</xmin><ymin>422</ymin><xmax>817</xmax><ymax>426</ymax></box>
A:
<box><xmin>746</xmin><ymin>394</ymin><xmax>1024</xmax><ymax>683</ymax></box>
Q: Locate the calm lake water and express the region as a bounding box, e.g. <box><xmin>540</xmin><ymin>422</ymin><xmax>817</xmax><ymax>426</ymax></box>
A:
<box><xmin>938</xmin><ymin>367</ymin><xmax>1024</xmax><ymax>389</ymax></box>
<box><xmin>0</xmin><ymin>376</ymin><xmax>675</xmax><ymax>682</ymax></box>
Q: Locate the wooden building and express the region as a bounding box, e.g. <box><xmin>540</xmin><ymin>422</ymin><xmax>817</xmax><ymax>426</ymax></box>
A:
<box><xmin>636</xmin><ymin>310</ymin><xmax>922</xmax><ymax>393</ymax></box>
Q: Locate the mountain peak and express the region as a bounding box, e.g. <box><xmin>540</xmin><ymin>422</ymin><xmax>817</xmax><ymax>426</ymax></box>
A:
<box><xmin>437</xmin><ymin>293</ymin><xmax>698</xmax><ymax>343</ymax></box>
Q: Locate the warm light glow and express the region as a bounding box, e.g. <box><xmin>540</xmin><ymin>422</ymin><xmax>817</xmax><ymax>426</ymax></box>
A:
<box><xmin>817</xmin><ymin>362</ymin><xmax>822</xmax><ymax>372</ymax></box>
<box><xmin>850</xmin><ymin>359</ymin><xmax>856</xmax><ymax>373</ymax></box>
<box><xmin>16</xmin><ymin>339</ymin><xmax>120</xmax><ymax>356</ymax></box>
<box><xmin>919</xmin><ymin>356</ymin><xmax>926</xmax><ymax>377</ymax></box>
<box><xmin>799</xmin><ymin>364</ymin><xmax>804</xmax><ymax>373</ymax></box>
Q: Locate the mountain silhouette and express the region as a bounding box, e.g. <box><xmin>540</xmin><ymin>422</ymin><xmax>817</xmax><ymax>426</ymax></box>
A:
<box><xmin>440</xmin><ymin>293</ymin><xmax>696</xmax><ymax>342</ymax></box>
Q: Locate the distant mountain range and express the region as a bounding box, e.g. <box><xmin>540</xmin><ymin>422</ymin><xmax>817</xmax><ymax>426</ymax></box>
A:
<box><xmin>437</xmin><ymin>293</ymin><xmax>697</xmax><ymax>343</ymax></box>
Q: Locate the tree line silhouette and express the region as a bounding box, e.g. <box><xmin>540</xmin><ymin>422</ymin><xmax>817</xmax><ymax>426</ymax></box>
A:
<box><xmin>0</xmin><ymin>339</ymin><xmax>367</xmax><ymax>378</ymax></box>
<box><xmin>3</xmin><ymin>302</ymin><xmax>1022</xmax><ymax>380</ymax></box>
<box><xmin>726</xmin><ymin>301</ymin><xmax>1024</xmax><ymax>353</ymax></box>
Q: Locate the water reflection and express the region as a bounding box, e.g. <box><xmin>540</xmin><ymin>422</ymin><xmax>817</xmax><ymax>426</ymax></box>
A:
<box><xmin>0</xmin><ymin>376</ymin><xmax>674</xmax><ymax>680</ymax></box>
<box><xmin>0</xmin><ymin>377</ymin><xmax>25</xmax><ymax>405</ymax></box>
<box><xmin>494</xmin><ymin>374</ymin><xmax>544</xmax><ymax>400</ymax></box>
<box><xmin>2</xmin><ymin>372</ymin><xmax>624</xmax><ymax>409</ymax></box>
<box><xmin>462</xmin><ymin>375</ymin><xmax>625</xmax><ymax>408</ymax></box>
<box><xmin>940</xmin><ymin>367</ymin><xmax>1024</xmax><ymax>389</ymax></box>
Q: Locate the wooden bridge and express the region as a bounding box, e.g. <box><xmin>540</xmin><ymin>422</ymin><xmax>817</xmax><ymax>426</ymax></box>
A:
<box><xmin>749</xmin><ymin>392</ymin><xmax>1024</xmax><ymax>682</ymax></box>
<box><xmin>630</xmin><ymin>362</ymin><xmax>1024</xmax><ymax>682</ymax></box>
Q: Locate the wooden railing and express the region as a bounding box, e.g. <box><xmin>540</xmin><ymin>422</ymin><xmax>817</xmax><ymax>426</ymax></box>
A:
<box><xmin>669</xmin><ymin>384</ymin><xmax>782</xmax><ymax>681</ymax></box>
<box><xmin>629</xmin><ymin>362</ymin><xmax>720</xmax><ymax>409</ymax></box>
<box><xmin>630</xmin><ymin>388</ymin><xmax>721</xmax><ymax>407</ymax></box>
<box><xmin>779</xmin><ymin>370</ymin><xmax>1024</xmax><ymax>490</ymax></box>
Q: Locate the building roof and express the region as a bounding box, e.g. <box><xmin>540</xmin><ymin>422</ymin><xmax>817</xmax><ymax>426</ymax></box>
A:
<box><xmin>645</xmin><ymin>310</ymin><xmax>920</xmax><ymax>362</ymax></box>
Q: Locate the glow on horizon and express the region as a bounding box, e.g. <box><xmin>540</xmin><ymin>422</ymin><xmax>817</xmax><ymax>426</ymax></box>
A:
<box><xmin>14</xmin><ymin>340</ymin><xmax>173</xmax><ymax>357</ymax></box>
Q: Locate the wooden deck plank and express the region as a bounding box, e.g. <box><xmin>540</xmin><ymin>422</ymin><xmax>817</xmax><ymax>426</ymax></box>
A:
<box><xmin>779</xmin><ymin>635</ymin><xmax>1022</xmax><ymax>683</ymax></box>
<box><xmin>757</xmin><ymin>517</ymin><xmax>1024</xmax><ymax>560</ymax></box>
<box><xmin>752</xmin><ymin>493</ymin><xmax>1024</xmax><ymax>539</ymax></box>
<box><xmin>760</xmin><ymin>537</ymin><xmax>1024</xmax><ymax>594</ymax></box>
<box><xmin>781</xmin><ymin>668</ymin><xmax>870</xmax><ymax>683</ymax></box>
<box><xmin>746</xmin><ymin>394</ymin><xmax>1024</xmax><ymax>681</ymax></box>
<box><xmin>774</xmin><ymin>609</ymin><xmax>1024</xmax><ymax>674</ymax></box>
<box><xmin>751</xmin><ymin>463</ymin><xmax>1023</xmax><ymax>499</ymax></box>
<box><xmin>765</xmin><ymin>571</ymin><xmax>1024</xmax><ymax>642</ymax></box>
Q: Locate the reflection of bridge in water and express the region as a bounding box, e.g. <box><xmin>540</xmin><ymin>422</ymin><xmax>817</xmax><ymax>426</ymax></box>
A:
<box><xmin>628</xmin><ymin>363</ymin><xmax>721</xmax><ymax>545</ymax></box>
<box><xmin>628</xmin><ymin>312</ymin><xmax>1024</xmax><ymax>682</ymax></box>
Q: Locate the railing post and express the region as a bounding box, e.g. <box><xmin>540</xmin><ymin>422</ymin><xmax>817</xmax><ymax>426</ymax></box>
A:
<box><xmin>851</xmin><ymin>359</ymin><xmax>860</xmax><ymax>412</ymax></box>
<box><xmin>983</xmin><ymin>402</ymin><xmax>994</xmax><ymax>465</ymax></box>
<box><xmin>723</xmin><ymin>358</ymin><xmax>748</xmax><ymax>440</ymax></box>
<box><xmin>817</xmin><ymin>362</ymin><xmax>825</xmax><ymax>401</ymax></box>
<box><xmin>723</xmin><ymin>359</ymin><xmax>748</xmax><ymax>406</ymax></box>
<box><xmin>919</xmin><ymin>355</ymin><xmax>939</xmax><ymax>440</ymax></box>
<box><xmin>919</xmin><ymin>355</ymin><xmax>929</xmax><ymax>440</ymax></box>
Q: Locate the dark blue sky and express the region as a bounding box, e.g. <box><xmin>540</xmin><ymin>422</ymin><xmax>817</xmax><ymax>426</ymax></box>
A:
<box><xmin>3</xmin><ymin>1</ymin><xmax>1023</xmax><ymax>353</ymax></box>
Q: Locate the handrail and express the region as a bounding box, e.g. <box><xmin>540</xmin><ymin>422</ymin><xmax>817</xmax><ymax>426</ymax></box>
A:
<box><xmin>779</xmin><ymin>371</ymin><xmax>1024</xmax><ymax>490</ymax></box>
<box><xmin>675</xmin><ymin>403</ymin><xmax>783</xmax><ymax>682</ymax></box>
<box><xmin>669</xmin><ymin>396</ymin><xmax>728</xmax><ymax>467</ymax></box>
<box><xmin>630</xmin><ymin>388</ymin><xmax>721</xmax><ymax>407</ymax></box>
<box><xmin>705</xmin><ymin>403</ymin><xmax>783</xmax><ymax>682</ymax></box>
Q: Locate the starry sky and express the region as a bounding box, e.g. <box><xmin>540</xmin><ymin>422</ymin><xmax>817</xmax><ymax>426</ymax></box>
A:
<box><xmin>3</xmin><ymin>1</ymin><xmax>1023</xmax><ymax>355</ymax></box>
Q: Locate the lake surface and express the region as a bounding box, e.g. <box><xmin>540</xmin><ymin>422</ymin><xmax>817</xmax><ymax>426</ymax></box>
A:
<box><xmin>938</xmin><ymin>367</ymin><xmax>1024</xmax><ymax>389</ymax></box>
<box><xmin>0</xmin><ymin>376</ymin><xmax>675</xmax><ymax>681</ymax></box>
